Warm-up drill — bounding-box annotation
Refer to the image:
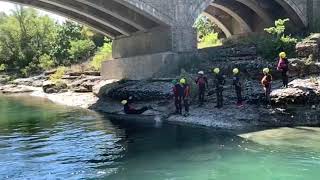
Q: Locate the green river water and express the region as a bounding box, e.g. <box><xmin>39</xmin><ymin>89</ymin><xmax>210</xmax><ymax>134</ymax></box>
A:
<box><xmin>0</xmin><ymin>96</ymin><xmax>320</xmax><ymax>180</ymax></box>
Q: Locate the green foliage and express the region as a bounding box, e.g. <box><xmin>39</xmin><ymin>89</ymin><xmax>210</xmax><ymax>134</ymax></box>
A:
<box><xmin>68</xmin><ymin>39</ymin><xmax>95</xmax><ymax>62</ymax></box>
<box><xmin>91</xmin><ymin>40</ymin><xmax>112</xmax><ymax>70</ymax></box>
<box><xmin>39</xmin><ymin>54</ymin><xmax>55</xmax><ymax>70</ymax></box>
<box><xmin>0</xmin><ymin>6</ymin><xmax>107</xmax><ymax>77</ymax></box>
<box><xmin>198</xmin><ymin>33</ymin><xmax>222</xmax><ymax>49</ymax></box>
<box><xmin>225</xmin><ymin>19</ymin><xmax>298</xmax><ymax>60</ymax></box>
<box><xmin>50</xmin><ymin>66</ymin><xmax>66</xmax><ymax>82</ymax></box>
<box><xmin>0</xmin><ymin>64</ymin><xmax>6</xmax><ymax>72</ymax></box>
<box><xmin>194</xmin><ymin>15</ymin><xmax>222</xmax><ymax>49</ymax></box>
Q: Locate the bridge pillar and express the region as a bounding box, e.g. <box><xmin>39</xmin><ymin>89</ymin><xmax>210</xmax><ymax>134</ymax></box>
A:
<box><xmin>101</xmin><ymin>25</ymin><xmax>197</xmax><ymax>80</ymax></box>
<box><xmin>309</xmin><ymin>0</ymin><xmax>320</xmax><ymax>31</ymax></box>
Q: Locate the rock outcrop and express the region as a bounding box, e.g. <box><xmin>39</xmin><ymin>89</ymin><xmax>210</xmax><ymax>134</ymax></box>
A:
<box><xmin>296</xmin><ymin>33</ymin><xmax>320</xmax><ymax>60</ymax></box>
<box><xmin>271</xmin><ymin>77</ymin><xmax>320</xmax><ymax>105</ymax></box>
<box><xmin>106</xmin><ymin>80</ymin><xmax>173</xmax><ymax>101</ymax></box>
<box><xmin>42</xmin><ymin>80</ymin><xmax>68</xmax><ymax>94</ymax></box>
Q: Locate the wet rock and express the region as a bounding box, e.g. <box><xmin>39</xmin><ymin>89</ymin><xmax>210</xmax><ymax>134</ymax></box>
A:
<box><xmin>271</xmin><ymin>78</ymin><xmax>320</xmax><ymax>105</ymax></box>
<box><xmin>107</xmin><ymin>80</ymin><xmax>173</xmax><ymax>101</ymax></box>
<box><xmin>296</xmin><ymin>33</ymin><xmax>320</xmax><ymax>59</ymax></box>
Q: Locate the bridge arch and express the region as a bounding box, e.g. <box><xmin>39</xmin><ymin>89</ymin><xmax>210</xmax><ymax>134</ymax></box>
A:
<box><xmin>196</xmin><ymin>0</ymin><xmax>307</xmax><ymax>37</ymax></box>
<box><xmin>1</xmin><ymin>0</ymin><xmax>167</xmax><ymax>39</ymax></box>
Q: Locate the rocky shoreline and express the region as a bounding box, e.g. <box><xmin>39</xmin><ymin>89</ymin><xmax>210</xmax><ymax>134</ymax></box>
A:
<box><xmin>1</xmin><ymin>34</ymin><xmax>320</xmax><ymax>129</ymax></box>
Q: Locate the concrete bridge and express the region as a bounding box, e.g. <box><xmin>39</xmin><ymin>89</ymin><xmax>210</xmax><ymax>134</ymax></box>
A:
<box><xmin>4</xmin><ymin>0</ymin><xmax>320</xmax><ymax>79</ymax></box>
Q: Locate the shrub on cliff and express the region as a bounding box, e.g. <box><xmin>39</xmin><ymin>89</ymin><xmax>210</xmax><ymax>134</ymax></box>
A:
<box><xmin>91</xmin><ymin>40</ymin><xmax>112</xmax><ymax>70</ymax></box>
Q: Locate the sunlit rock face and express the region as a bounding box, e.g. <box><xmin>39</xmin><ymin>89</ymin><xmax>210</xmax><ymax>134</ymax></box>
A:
<box><xmin>239</xmin><ymin>127</ymin><xmax>320</xmax><ymax>150</ymax></box>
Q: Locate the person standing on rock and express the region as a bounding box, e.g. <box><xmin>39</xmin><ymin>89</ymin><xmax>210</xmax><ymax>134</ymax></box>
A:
<box><xmin>195</xmin><ymin>71</ymin><xmax>208</xmax><ymax>106</ymax></box>
<box><xmin>213</xmin><ymin>68</ymin><xmax>225</xmax><ymax>108</ymax></box>
<box><xmin>277</xmin><ymin>52</ymin><xmax>289</xmax><ymax>88</ymax></box>
<box><xmin>172</xmin><ymin>79</ymin><xmax>182</xmax><ymax>114</ymax></box>
<box><xmin>261</xmin><ymin>68</ymin><xmax>273</xmax><ymax>105</ymax></box>
<box><xmin>179</xmin><ymin>78</ymin><xmax>190</xmax><ymax>116</ymax></box>
<box><xmin>232</xmin><ymin>68</ymin><xmax>243</xmax><ymax>107</ymax></box>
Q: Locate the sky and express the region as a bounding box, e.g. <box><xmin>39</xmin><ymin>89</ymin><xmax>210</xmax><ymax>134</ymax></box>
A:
<box><xmin>0</xmin><ymin>1</ymin><xmax>66</xmax><ymax>23</ymax></box>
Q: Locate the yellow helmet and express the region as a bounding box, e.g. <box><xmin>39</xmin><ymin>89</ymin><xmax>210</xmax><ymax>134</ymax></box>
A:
<box><xmin>121</xmin><ymin>100</ymin><xmax>128</xmax><ymax>105</ymax></box>
<box><xmin>233</xmin><ymin>68</ymin><xmax>239</xmax><ymax>74</ymax></box>
<box><xmin>213</xmin><ymin>68</ymin><xmax>220</xmax><ymax>74</ymax></box>
<box><xmin>180</xmin><ymin>78</ymin><xmax>186</xmax><ymax>84</ymax></box>
<box><xmin>279</xmin><ymin>52</ymin><xmax>286</xmax><ymax>59</ymax></box>
<box><xmin>263</xmin><ymin>68</ymin><xmax>270</xmax><ymax>74</ymax></box>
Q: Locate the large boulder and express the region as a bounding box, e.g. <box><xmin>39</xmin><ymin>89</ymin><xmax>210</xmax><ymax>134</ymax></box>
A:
<box><xmin>296</xmin><ymin>33</ymin><xmax>320</xmax><ymax>60</ymax></box>
<box><xmin>271</xmin><ymin>77</ymin><xmax>320</xmax><ymax>105</ymax></box>
<box><xmin>70</xmin><ymin>76</ymin><xmax>100</xmax><ymax>93</ymax></box>
<box><xmin>42</xmin><ymin>80</ymin><xmax>68</xmax><ymax>94</ymax></box>
<box><xmin>92</xmin><ymin>79</ymin><xmax>119</xmax><ymax>97</ymax></box>
<box><xmin>107</xmin><ymin>80</ymin><xmax>173</xmax><ymax>101</ymax></box>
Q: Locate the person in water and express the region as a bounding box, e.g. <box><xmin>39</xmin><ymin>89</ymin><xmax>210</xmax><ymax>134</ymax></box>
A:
<box><xmin>172</xmin><ymin>79</ymin><xmax>182</xmax><ymax>114</ymax></box>
<box><xmin>195</xmin><ymin>71</ymin><xmax>208</xmax><ymax>106</ymax></box>
<box><xmin>121</xmin><ymin>97</ymin><xmax>150</xmax><ymax>114</ymax></box>
<box><xmin>179</xmin><ymin>78</ymin><xmax>191</xmax><ymax>117</ymax></box>
<box><xmin>213</xmin><ymin>68</ymin><xmax>225</xmax><ymax>108</ymax></box>
<box><xmin>277</xmin><ymin>52</ymin><xmax>289</xmax><ymax>88</ymax></box>
<box><xmin>261</xmin><ymin>68</ymin><xmax>273</xmax><ymax>105</ymax></box>
<box><xmin>232</xmin><ymin>68</ymin><xmax>243</xmax><ymax>107</ymax></box>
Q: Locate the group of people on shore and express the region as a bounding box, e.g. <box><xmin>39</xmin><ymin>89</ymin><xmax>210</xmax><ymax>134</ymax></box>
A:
<box><xmin>121</xmin><ymin>52</ymin><xmax>289</xmax><ymax>116</ymax></box>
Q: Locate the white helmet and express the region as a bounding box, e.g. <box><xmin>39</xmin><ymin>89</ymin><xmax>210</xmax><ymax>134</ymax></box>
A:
<box><xmin>198</xmin><ymin>71</ymin><xmax>204</xmax><ymax>75</ymax></box>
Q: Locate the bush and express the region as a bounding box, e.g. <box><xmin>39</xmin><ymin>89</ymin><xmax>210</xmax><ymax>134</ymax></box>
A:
<box><xmin>224</xmin><ymin>19</ymin><xmax>298</xmax><ymax>61</ymax></box>
<box><xmin>198</xmin><ymin>33</ymin><xmax>222</xmax><ymax>49</ymax></box>
<box><xmin>50</xmin><ymin>66</ymin><xmax>66</xmax><ymax>82</ymax></box>
<box><xmin>68</xmin><ymin>39</ymin><xmax>95</xmax><ymax>63</ymax></box>
<box><xmin>0</xmin><ymin>64</ymin><xmax>6</xmax><ymax>72</ymax></box>
<box><xmin>39</xmin><ymin>54</ymin><xmax>55</xmax><ymax>70</ymax></box>
<box><xmin>91</xmin><ymin>42</ymin><xmax>112</xmax><ymax>70</ymax></box>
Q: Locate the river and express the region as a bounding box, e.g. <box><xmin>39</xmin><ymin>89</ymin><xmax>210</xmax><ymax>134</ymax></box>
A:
<box><xmin>0</xmin><ymin>96</ymin><xmax>320</xmax><ymax>180</ymax></box>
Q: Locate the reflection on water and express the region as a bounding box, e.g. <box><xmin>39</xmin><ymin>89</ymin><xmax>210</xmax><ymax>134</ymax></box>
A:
<box><xmin>0</xmin><ymin>96</ymin><xmax>320</xmax><ymax>180</ymax></box>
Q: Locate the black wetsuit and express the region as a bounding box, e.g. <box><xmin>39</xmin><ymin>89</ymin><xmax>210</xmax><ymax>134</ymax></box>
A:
<box><xmin>173</xmin><ymin>83</ymin><xmax>183</xmax><ymax>114</ymax></box>
<box><xmin>124</xmin><ymin>103</ymin><xmax>148</xmax><ymax>114</ymax></box>
<box><xmin>233</xmin><ymin>75</ymin><xmax>243</xmax><ymax>104</ymax></box>
<box><xmin>215</xmin><ymin>74</ymin><xmax>225</xmax><ymax>108</ymax></box>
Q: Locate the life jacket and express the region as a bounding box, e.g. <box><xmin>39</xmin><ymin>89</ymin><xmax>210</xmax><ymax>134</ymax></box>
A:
<box><xmin>172</xmin><ymin>84</ymin><xmax>181</xmax><ymax>97</ymax></box>
<box><xmin>183</xmin><ymin>84</ymin><xmax>191</xmax><ymax>98</ymax></box>
<box><xmin>277</xmin><ymin>58</ymin><xmax>289</xmax><ymax>71</ymax></box>
<box><xmin>233</xmin><ymin>75</ymin><xmax>241</xmax><ymax>88</ymax></box>
<box><xmin>261</xmin><ymin>74</ymin><xmax>272</xmax><ymax>87</ymax></box>
<box><xmin>196</xmin><ymin>76</ymin><xmax>207</xmax><ymax>88</ymax></box>
<box><xmin>215</xmin><ymin>74</ymin><xmax>225</xmax><ymax>89</ymax></box>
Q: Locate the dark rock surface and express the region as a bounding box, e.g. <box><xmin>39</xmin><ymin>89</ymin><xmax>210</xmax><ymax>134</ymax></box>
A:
<box><xmin>296</xmin><ymin>33</ymin><xmax>320</xmax><ymax>59</ymax></box>
<box><xmin>42</xmin><ymin>80</ymin><xmax>68</xmax><ymax>94</ymax></box>
<box><xmin>106</xmin><ymin>80</ymin><xmax>173</xmax><ymax>101</ymax></box>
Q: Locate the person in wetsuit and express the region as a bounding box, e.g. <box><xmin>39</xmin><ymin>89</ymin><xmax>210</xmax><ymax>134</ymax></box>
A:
<box><xmin>195</xmin><ymin>71</ymin><xmax>208</xmax><ymax>106</ymax></box>
<box><xmin>232</xmin><ymin>68</ymin><xmax>243</xmax><ymax>107</ymax></box>
<box><xmin>179</xmin><ymin>78</ymin><xmax>191</xmax><ymax>116</ymax></box>
<box><xmin>121</xmin><ymin>97</ymin><xmax>150</xmax><ymax>115</ymax></box>
<box><xmin>277</xmin><ymin>52</ymin><xmax>289</xmax><ymax>88</ymax></box>
<box><xmin>172</xmin><ymin>80</ymin><xmax>182</xmax><ymax>114</ymax></box>
<box><xmin>261</xmin><ymin>68</ymin><xmax>273</xmax><ymax>105</ymax></box>
<box><xmin>213</xmin><ymin>68</ymin><xmax>225</xmax><ymax>108</ymax></box>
